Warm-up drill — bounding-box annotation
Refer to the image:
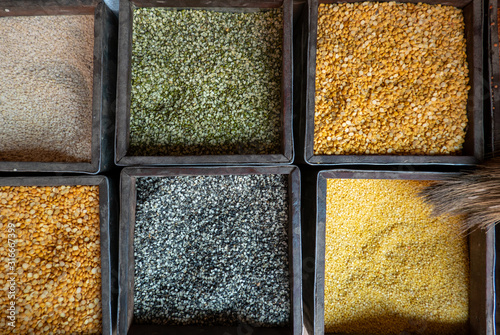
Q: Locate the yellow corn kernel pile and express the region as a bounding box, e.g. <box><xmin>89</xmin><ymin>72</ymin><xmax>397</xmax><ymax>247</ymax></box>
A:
<box><xmin>314</xmin><ymin>2</ymin><xmax>469</xmax><ymax>156</ymax></box>
<box><xmin>325</xmin><ymin>179</ymin><xmax>469</xmax><ymax>335</ymax></box>
<box><xmin>0</xmin><ymin>185</ymin><xmax>102</xmax><ymax>334</ymax></box>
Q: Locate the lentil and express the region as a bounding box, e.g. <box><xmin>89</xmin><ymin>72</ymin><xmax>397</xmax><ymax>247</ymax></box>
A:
<box><xmin>314</xmin><ymin>2</ymin><xmax>469</xmax><ymax>155</ymax></box>
<box><xmin>134</xmin><ymin>174</ymin><xmax>290</xmax><ymax>326</ymax></box>
<box><xmin>129</xmin><ymin>8</ymin><xmax>283</xmax><ymax>156</ymax></box>
<box><xmin>324</xmin><ymin>179</ymin><xmax>469</xmax><ymax>334</ymax></box>
<box><xmin>0</xmin><ymin>185</ymin><xmax>102</xmax><ymax>334</ymax></box>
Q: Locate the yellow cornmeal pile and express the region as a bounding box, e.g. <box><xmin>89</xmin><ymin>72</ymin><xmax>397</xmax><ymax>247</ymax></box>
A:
<box><xmin>325</xmin><ymin>179</ymin><xmax>469</xmax><ymax>335</ymax></box>
<box><xmin>0</xmin><ymin>186</ymin><xmax>102</xmax><ymax>334</ymax></box>
<box><xmin>314</xmin><ymin>2</ymin><xmax>469</xmax><ymax>156</ymax></box>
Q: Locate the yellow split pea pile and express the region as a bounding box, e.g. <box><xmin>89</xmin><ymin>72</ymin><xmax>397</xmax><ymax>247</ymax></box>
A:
<box><xmin>324</xmin><ymin>179</ymin><xmax>469</xmax><ymax>334</ymax></box>
<box><xmin>0</xmin><ymin>186</ymin><xmax>101</xmax><ymax>334</ymax></box>
<box><xmin>315</xmin><ymin>2</ymin><xmax>470</xmax><ymax>155</ymax></box>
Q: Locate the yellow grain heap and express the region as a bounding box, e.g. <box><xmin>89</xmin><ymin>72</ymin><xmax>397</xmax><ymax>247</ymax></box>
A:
<box><xmin>325</xmin><ymin>179</ymin><xmax>469</xmax><ymax>335</ymax></box>
<box><xmin>0</xmin><ymin>185</ymin><xmax>101</xmax><ymax>334</ymax></box>
<box><xmin>314</xmin><ymin>2</ymin><xmax>469</xmax><ymax>156</ymax></box>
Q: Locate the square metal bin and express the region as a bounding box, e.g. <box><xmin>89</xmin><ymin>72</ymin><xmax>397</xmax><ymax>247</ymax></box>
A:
<box><xmin>0</xmin><ymin>0</ymin><xmax>117</xmax><ymax>174</ymax></box>
<box><xmin>303</xmin><ymin>170</ymin><xmax>495</xmax><ymax>335</ymax></box>
<box><xmin>0</xmin><ymin>175</ymin><xmax>116</xmax><ymax>335</ymax></box>
<box><xmin>118</xmin><ymin>166</ymin><xmax>302</xmax><ymax>335</ymax></box>
<box><xmin>299</xmin><ymin>0</ymin><xmax>484</xmax><ymax>165</ymax></box>
<box><xmin>115</xmin><ymin>0</ymin><xmax>294</xmax><ymax>166</ymax></box>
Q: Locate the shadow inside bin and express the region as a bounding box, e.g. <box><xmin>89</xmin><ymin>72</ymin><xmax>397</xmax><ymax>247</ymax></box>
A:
<box><xmin>127</xmin><ymin>307</ymin><xmax>291</xmax><ymax>335</ymax></box>
<box><xmin>127</xmin><ymin>141</ymin><xmax>282</xmax><ymax>157</ymax></box>
<box><xmin>128</xmin><ymin>323</ymin><xmax>290</xmax><ymax>335</ymax></box>
<box><xmin>129</xmin><ymin>308</ymin><xmax>290</xmax><ymax>334</ymax></box>
<box><xmin>0</xmin><ymin>148</ymin><xmax>89</xmax><ymax>163</ymax></box>
<box><xmin>323</xmin><ymin>314</ymin><xmax>468</xmax><ymax>335</ymax></box>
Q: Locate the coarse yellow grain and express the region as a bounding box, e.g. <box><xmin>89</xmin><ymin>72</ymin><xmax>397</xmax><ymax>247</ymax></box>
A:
<box><xmin>0</xmin><ymin>185</ymin><xmax>101</xmax><ymax>334</ymax></box>
<box><xmin>314</xmin><ymin>2</ymin><xmax>469</xmax><ymax>156</ymax></box>
<box><xmin>325</xmin><ymin>179</ymin><xmax>469</xmax><ymax>335</ymax></box>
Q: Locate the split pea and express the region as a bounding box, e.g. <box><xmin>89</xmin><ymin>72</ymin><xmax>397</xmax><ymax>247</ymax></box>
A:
<box><xmin>0</xmin><ymin>185</ymin><xmax>102</xmax><ymax>334</ymax></box>
<box><xmin>314</xmin><ymin>2</ymin><xmax>469</xmax><ymax>156</ymax></box>
<box><xmin>129</xmin><ymin>7</ymin><xmax>283</xmax><ymax>156</ymax></box>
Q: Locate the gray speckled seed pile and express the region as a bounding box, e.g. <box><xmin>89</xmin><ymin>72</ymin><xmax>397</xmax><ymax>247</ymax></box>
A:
<box><xmin>133</xmin><ymin>174</ymin><xmax>290</xmax><ymax>327</ymax></box>
<box><xmin>129</xmin><ymin>8</ymin><xmax>283</xmax><ymax>156</ymax></box>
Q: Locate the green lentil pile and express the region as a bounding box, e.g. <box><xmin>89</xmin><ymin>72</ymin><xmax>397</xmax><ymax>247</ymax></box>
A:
<box><xmin>129</xmin><ymin>8</ymin><xmax>283</xmax><ymax>156</ymax></box>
